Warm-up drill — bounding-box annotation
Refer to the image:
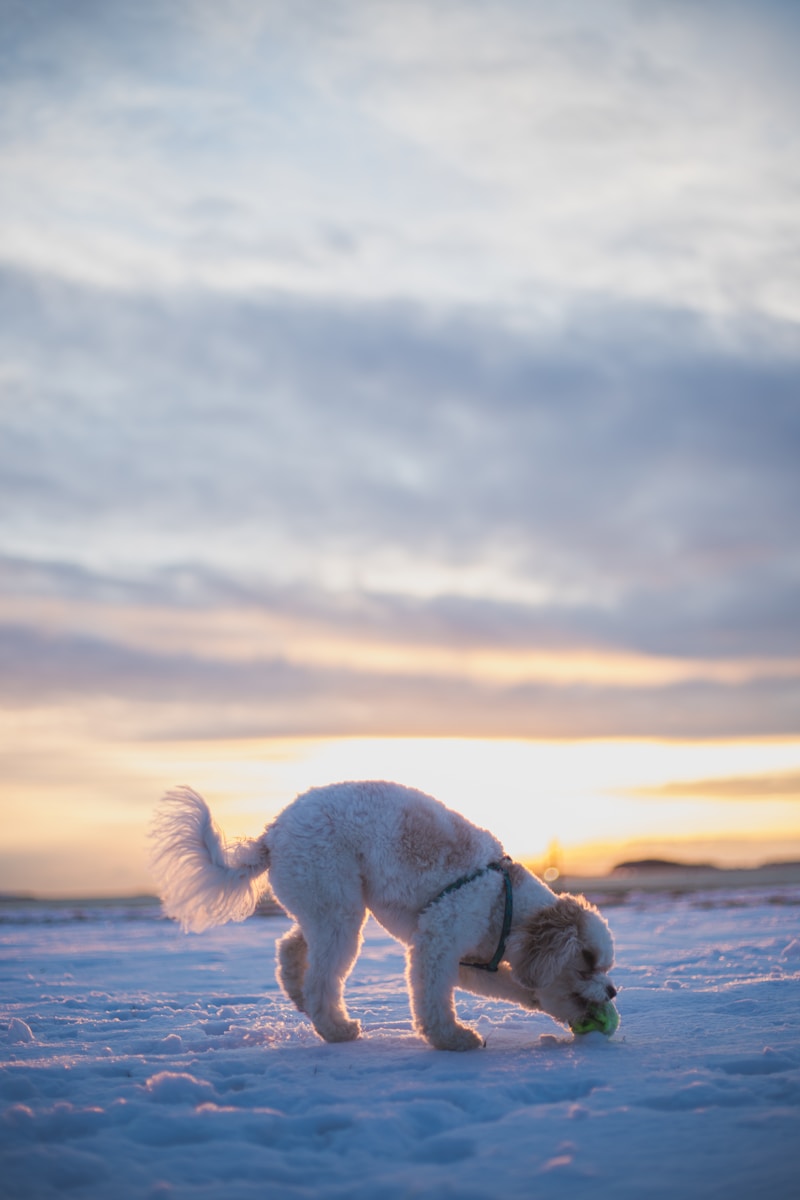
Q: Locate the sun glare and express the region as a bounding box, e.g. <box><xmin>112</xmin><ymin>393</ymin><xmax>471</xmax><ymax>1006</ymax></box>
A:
<box><xmin>173</xmin><ymin>735</ymin><xmax>800</xmax><ymax>876</ymax></box>
<box><xmin>2</xmin><ymin>716</ymin><xmax>799</xmax><ymax>896</ymax></box>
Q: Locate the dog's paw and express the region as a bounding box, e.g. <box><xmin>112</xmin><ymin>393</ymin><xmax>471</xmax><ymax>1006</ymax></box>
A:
<box><xmin>318</xmin><ymin>1018</ymin><xmax>361</xmax><ymax>1043</ymax></box>
<box><xmin>430</xmin><ymin>1023</ymin><xmax>485</xmax><ymax>1052</ymax></box>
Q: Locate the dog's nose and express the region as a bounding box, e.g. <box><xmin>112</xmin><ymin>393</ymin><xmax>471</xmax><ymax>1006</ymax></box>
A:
<box><xmin>606</xmin><ymin>984</ymin><xmax>617</xmax><ymax>1000</ymax></box>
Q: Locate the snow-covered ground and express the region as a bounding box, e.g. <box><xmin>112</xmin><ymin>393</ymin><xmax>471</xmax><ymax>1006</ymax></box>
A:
<box><xmin>2</xmin><ymin>887</ymin><xmax>799</xmax><ymax>1199</ymax></box>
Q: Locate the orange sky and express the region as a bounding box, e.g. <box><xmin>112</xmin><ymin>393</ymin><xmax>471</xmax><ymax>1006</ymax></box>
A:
<box><xmin>2</xmin><ymin>717</ymin><xmax>799</xmax><ymax>896</ymax></box>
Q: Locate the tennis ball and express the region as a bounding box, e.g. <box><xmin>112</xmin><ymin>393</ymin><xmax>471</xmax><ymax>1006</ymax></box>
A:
<box><xmin>570</xmin><ymin>1002</ymin><xmax>620</xmax><ymax>1036</ymax></box>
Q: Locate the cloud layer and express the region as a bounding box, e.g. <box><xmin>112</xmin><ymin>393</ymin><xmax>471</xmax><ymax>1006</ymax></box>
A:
<box><xmin>3</xmin><ymin>0</ymin><xmax>800</xmax><ymax>316</ymax></box>
<box><xmin>2</xmin><ymin>271</ymin><xmax>799</xmax><ymax>738</ymax></box>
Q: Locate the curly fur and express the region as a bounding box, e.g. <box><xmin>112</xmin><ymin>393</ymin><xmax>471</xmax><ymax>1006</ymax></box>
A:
<box><xmin>149</xmin><ymin>787</ymin><xmax>270</xmax><ymax>932</ymax></box>
<box><xmin>149</xmin><ymin>781</ymin><xmax>617</xmax><ymax>1050</ymax></box>
<box><xmin>508</xmin><ymin>895</ymin><xmax>596</xmax><ymax>988</ymax></box>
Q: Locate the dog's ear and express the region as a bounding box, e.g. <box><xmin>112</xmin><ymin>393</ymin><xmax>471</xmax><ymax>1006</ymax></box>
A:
<box><xmin>508</xmin><ymin>897</ymin><xmax>585</xmax><ymax>990</ymax></box>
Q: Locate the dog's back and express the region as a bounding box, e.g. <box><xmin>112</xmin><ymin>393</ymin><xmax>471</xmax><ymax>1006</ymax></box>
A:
<box><xmin>264</xmin><ymin>780</ymin><xmax>504</xmax><ymax>929</ymax></box>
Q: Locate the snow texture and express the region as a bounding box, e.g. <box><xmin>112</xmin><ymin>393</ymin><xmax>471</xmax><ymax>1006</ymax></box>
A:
<box><xmin>1</xmin><ymin>888</ymin><xmax>799</xmax><ymax>1199</ymax></box>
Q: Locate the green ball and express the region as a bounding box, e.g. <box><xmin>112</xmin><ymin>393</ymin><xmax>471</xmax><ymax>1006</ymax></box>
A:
<box><xmin>571</xmin><ymin>1002</ymin><xmax>620</xmax><ymax>1036</ymax></box>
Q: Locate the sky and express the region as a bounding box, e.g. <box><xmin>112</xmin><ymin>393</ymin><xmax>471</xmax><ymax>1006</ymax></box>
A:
<box><xmin>1</xmin><ymin>0</ymin><xmax>800</xmax><ymax>894</ymax></box>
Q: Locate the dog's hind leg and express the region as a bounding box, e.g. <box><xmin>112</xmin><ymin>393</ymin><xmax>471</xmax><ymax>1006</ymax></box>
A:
<box><xmin>297</xmin><ymin>909</ymin><xmax>366</xmax><ymax>1043</ymax></box>
<box><xmin>276</xmin><ymin>925</ymin><xmax>308</xmax><ymax>1013</ymax></box>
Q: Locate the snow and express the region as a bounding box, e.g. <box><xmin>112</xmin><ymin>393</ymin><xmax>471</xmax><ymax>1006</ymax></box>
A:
<box><xmin>2</xmin><ymin>888</ymin><xmax>799</xmax><ymax>1199</ymax></box>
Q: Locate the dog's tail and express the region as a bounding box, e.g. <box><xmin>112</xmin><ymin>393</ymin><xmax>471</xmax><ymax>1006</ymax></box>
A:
<box><xmin>148</xmin><ymin>787</ymin><xmax>271</xmax><ymax>933</ymax></box>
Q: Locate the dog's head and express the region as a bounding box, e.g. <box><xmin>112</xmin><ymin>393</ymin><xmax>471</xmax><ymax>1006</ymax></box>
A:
<box><xmin>506</xmin><ymin>893</ymin><xmax>617</xmax><ymax>1029</ymax></box>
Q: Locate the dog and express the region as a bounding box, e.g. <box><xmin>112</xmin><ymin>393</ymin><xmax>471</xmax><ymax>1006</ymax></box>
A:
<box><xmin>149</xmin><ymin>780</ymin><xmax>617</xmax><ymax>1051</ymax></box>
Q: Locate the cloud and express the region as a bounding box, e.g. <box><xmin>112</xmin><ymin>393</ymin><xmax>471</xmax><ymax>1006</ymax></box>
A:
<box><xmin>1</xmin><ymin>269</ymin><xmax>799</xmax><ymax>670</ymax></box>
<box><xmin>2</xmin><ymin>1</ymin><xmax>799</xmax><ymax>320</ymax></box>
<box><xmin>627</xmin><ymin>771</ymin><xmax>800</xmax><ymax>802</ymax></box>
<box><xmin>2</xmin><ymin>586</ymin><xmax>800</xmax><ymax>741</ymax></box>
<box><xmin>1</xmin><ymin>2</ymin><xmax>799</xmax><ymax>745</ymax></box>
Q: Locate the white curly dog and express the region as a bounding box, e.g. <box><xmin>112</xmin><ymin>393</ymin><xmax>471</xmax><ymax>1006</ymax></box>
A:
<box><xmin>150</xmin><ymin>780</ymin><xmax>617</xmax><ymax>1051</ymax></box>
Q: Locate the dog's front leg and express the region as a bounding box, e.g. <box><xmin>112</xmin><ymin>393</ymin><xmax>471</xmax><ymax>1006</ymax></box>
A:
<box><xmin>457</xmin><ymin>962</ymin><xmax>540</xmax><ymax>1010</ymax></box>
<box><xmin>406</xmin><ymin>936</ymin><xmax>484</xmax><ymax>1051</ymax></box>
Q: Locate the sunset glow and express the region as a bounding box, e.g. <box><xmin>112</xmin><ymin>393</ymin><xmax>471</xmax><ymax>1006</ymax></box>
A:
<box><xmin>2</xmin><ymin>713</ymin><xmax>799</xmax><ymax>896</ymax></box>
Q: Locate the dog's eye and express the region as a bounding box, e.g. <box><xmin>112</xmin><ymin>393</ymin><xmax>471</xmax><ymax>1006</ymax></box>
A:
<box><xmin>581</xmin><ymin>950</ymin><xmax>597</xmax><ymax>973</ymax></box>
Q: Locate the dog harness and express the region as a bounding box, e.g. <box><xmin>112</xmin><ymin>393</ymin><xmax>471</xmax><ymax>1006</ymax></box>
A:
<box><xmin>426</xmin><ymin>856</ymin><xmax>514</xmax><ymax>973</ymax></box>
